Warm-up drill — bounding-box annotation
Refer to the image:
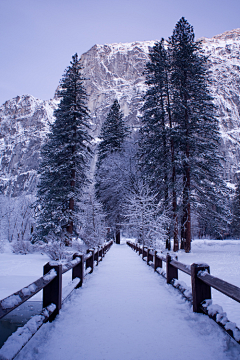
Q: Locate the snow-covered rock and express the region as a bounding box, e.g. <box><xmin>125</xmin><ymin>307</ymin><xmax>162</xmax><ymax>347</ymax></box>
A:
<box><xmin>0</xmin><ymin>95</ymin><xmax>57</xmax><ymax>196</ymax></box>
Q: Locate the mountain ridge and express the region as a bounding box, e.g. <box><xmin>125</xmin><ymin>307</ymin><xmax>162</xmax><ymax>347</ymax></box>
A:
<box><xmin>0</xmin><ymin>28</ymin><xmax>240</xmax><ymax>197</ymax></box>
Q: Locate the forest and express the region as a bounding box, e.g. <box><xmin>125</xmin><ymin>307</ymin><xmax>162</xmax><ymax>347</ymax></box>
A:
<box><xmin>0</xmin><ymin>17</ymin><xmax>239</xmax><ymax>258</ymax></box>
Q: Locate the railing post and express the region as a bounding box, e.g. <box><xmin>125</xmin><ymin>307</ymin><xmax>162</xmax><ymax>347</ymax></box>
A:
<box><xmin>102</xmin><ymin>243</ymin><xmax>106</xmax><ymax>257</ymax></box>
<box><xmin>43</xmin><ymin>263</ymin><xmax>62</xmax><ymax>321</ymax></box>
<box><xmin>72</xmin><ymin>254</ymin><xmax>84</xmax><ymax>288</ymax></box>
<box><xmin>99</xmin><ymin>245</ymin><xmax>103</xmax><ymax>261</ymax></box>
<box><xmin>138</xmin><ymin>244</ymin><xmax>142</xmax><ymax>256</ymax></box>
<box><xmin>147</xmin><ymin>248</ymin><xmax>150</xmax><ymax>265</ymax></box>
<box><xmin>191</xmin><ymin>263</ymin><xmax>211</xmax><ymax>313</ymax></box>
<box><xmin>87</xmin><ymin>249</ymin><xmax>94</xmax><ymax>273</ymax></box>
<box><xmin>142</xmin><ymin>246</ymin><xmax>146</xmax><ymax>259</ymax></box>
<box><xmin>154</xmin><ymin>251</ymin><xmax>162</xmax><ymax>271</ymax></box>
<box><xmin>95</xmin><ymin>247</ymin><xmax>99</xmax><ymax>266</ymax></box>
<box><xmin>166</xmin><ymin>254</ymin><xmax>178</xmax><ymax>284</ymax></box>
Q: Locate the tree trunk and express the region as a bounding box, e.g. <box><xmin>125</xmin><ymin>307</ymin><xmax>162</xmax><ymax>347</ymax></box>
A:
<box><xmin>166</xmin><ymin>77</ymin><xmax>178</xmax><ymax>252</ymax></box>
<box><xmin>183</xmin><ymin>104</ymin><xmax>191</xmax><ymax>253</ymax></box>
<box><xmin>66</xmin><ymin>168</ymin><xmax>75</xmax><ymax>246</ymax></box>
<box><xmin>116</xmin><ymin>227</ymin><xmax>120</xmax><ymax>244</ymax></box>
<box><xmin>171</xmin><ymin>136</ymin><xmax>178</xmax><ymax>252</ymax></box>
<box><xmin>185</xmin><ymin>164</ymin><xmax>191</xmax><ymax>252</ymax></box>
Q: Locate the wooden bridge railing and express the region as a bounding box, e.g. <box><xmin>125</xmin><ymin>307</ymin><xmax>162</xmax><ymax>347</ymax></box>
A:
<box><xmin>127</xmin><ymin>240</ymin><xmax>240</xmax><ymax>344</ymax></box>
<box><xmin>0</xmin><ymin>240</ymin><xmax>113</xmax><ymax>359</ymax></box>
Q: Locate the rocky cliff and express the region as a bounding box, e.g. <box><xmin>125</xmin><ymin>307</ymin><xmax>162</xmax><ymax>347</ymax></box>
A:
<box><xmin>1</xmin><ymin>29</ymin><xmax>240</xmax><ymax>197</ymax></box>
<box><xmin>0</xmin><ymin>95</ymin><xmax>57</xmax><ymax>196</ymax></box>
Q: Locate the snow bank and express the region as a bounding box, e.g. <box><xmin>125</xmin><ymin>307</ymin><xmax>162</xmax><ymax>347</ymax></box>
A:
<box><xmin>202</xmin><ymin>299</ymin><xmax>240</xmax><ymax>343</ymax></box>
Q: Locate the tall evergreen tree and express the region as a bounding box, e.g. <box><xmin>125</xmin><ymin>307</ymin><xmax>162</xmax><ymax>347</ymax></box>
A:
<box><xmin>139</xmin><ymin>39</ymin><xmax>179</xmax><ymax>251</ymax></box>
<box><xmin>95</xmin><ymin>100</ymin><xmax>128</xmax><ymax>244</ymax></box>
<box><xmin>35</xmin><ymin>54</ymin><xmax>92</xmax><ymax>244</ymax></box>
<box><xmin>139</xmin><ymin>18</ymin><xmax>228</xmax><ymax>252</ymax></box>
<box><xmin>169</xmin><ymin>17</ymin><xmax>227</xmax><ymax>251</ymax></box>
<box><xmin>97</xmin><ymin>100</ymin><xmax>127</xmax><ymax>163</ymax></box>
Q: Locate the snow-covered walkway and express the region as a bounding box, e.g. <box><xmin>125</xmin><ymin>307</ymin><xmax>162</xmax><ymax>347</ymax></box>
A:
<box><xmin>17</xmin><ymin>243</ymin><xmax>240</xmax><ymax>360</ymax></box>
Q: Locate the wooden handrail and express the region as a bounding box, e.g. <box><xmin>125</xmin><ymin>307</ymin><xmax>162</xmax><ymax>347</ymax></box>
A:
<box><xmin>85</xmin><ymin>252</ymin><xmax>93</xmax><ymax>260</ymax></box>
<box><xmin>198</xmin><ymin>272</ymin><xmax>240</xmax><ymax>303</ymax></box>
<box><xmin>0</xmin><ymin>240</ymin><xmax>113</xmax><ymax>359</ymax></box>
<box><xmin>156</xmin><ymin>254</ymin><xmax>166</xmax><ymax>262</ymax></box>
<box><xmin>170</xmin><ymin>259</ymin><xmax>191</xmax><ymax>275</ymax></box>
<box><xmin>0</xmin><ymin>269</ymin><xmax>57</xmax><ymax>320</ymax></box>
<box><xmin>62</xmin><ymin>257</ymin><xmax>81</xmax><ymax>274</ymax></box>
<box><xmin>0</xmin><ymin>240</ymin><xmax>113</xmax><ymax>321</ymax></box>
<box><xmin>126</xmin><ymin>239</ymin><xmax>240</xmax><ymax>345</ymax></box>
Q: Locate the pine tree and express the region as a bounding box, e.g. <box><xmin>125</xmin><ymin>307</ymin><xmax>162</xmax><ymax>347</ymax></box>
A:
<box><xmin>35</xmin><ymin>54</ymin><xmax>92</xmax><ymax>244</ymax></box>
<box><xmin>139</xmin><ymin>18</ymin><xmax>228</xmax><ymax>252</ymax></box>
<box><xmin>169</xmin><ymin>17</ymin><xmax>227</xmax><ymax>251</ymax></box>
<box><xmin>97</xmin><ymin>100</ymin><xmax>127</xmax><ymax>163</ymax></box>
<box><xmin>95</xmin><ymin>100</ymin><xmax>128</xmax><ymax>244</ymax></box>
<box><xmin>139</xmin><ymin>39</ymin><xmax>179</xmax><ymax>251</ymax></box>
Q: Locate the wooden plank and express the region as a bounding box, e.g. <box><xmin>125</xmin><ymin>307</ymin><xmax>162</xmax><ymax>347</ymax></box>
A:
<box><xmin>198</xmin><ymin>272</ymin><xmax>240</xmax><ymax>303</ymax></box>
<box><xmin>156</xmin><ymin>254</ymin><xmax>166</xmax><ymax>262</ymax></box>
<box><xmin>62</xmin><ymin>257</ymin><xmax>81</xmax><ymax>274</ymax></box>
<box><xmin>0</xmin><ymin>269</ymin><xmax>57</xmax><ymax>320</ymax></box>
<box><xmin>85</xmin><ymin>252</ymin><xmax>93</xmax><ymax>260</ymax></box>
<box><xmin>170</xmin><ymin>259</ymin><xmax>191</xmax><ymax>275</ymax></box>
<box><xmin>0</xmin><ymin>303</ymin><xmax>56</xmax><ymax>360</ymax></box>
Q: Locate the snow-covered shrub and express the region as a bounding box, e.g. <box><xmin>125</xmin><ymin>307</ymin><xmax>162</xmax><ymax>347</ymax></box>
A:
<box><xmin>78</xmin><ymin>188</ymin><xmax>106</xmax><ymax>247</ymax></box>
<box><xmin>12</xmin><ymin>240</ymin><xmax>34</xmax><ymax>254</ymax></box>
<box><xmin>0</xmin><ymin>194</ymin><xmax>35</xmax><ymax>246</ymax></box>
<box><xmin>42</xmin><ymin>241</ymin><xmax>68</xmax><ymax>261</ymax></box>
<box><xmin>124</xmin><ymin>181</ymin><xmax>169</xmax><ymax>248</ymax></box>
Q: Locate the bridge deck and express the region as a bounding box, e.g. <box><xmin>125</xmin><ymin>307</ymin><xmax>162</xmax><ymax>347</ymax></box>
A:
<box><xmin>17</xmin><ymin>243</ymin><xmax>239</xmax><ymax>360</ymax></box>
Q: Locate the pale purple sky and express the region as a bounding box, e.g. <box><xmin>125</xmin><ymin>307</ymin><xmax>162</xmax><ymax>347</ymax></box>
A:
<box><xmin>0</xmin><ymin>0</ymin><xmax>239</xmax><ymax>106</ymax></box>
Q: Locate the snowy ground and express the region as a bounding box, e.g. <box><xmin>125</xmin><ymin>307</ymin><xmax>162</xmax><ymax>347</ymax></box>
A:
<box><xmin>176</xmin><ymin>240</ymin><xmax>240</xmax><ymax>328</ymax></box>
<box><xmin>3</xmin><ymin>242</ymin><xmax>239</xmax><ymax>360</ymax></box>
<box><xmin>0</xmin><ymin>243</ymin><xmax>74</xmax><ymax>302</ymax></box>
<box><xmin>1</xmin><ymin>240</ymin><xmax>240</xmax><ymax>359</ymax></box>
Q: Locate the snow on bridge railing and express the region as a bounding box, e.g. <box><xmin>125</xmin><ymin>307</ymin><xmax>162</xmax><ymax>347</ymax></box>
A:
<box><xmin>0</xmin><ymin>240</ymin><xmax>113</xmax><ymax>360</ymax></box>
<box><xmin>127</xmin><ymin>240</ymin><xmax>240</xmax><ymax>345</ymax></box>
<box><xmin>0</xmin><ymin>269</ymin><xmax>57</xmax><ymax>321</ymax></box>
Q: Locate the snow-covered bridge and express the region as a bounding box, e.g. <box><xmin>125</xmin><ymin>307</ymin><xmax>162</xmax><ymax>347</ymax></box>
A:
<box><xmin>5</xmin><ymin>242</ymin><xmax>238</xmax><ymax>360</ymax></box>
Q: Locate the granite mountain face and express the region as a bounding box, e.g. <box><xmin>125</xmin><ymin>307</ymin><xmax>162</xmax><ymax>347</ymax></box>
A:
<box><xmin>0</xmin><ymin>29</ymin><xmax>240</xmax><ymax>197</ymax></box>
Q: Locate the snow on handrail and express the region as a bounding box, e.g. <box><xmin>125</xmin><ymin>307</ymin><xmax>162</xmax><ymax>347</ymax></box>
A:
<box><xmin>0</xmin><ymin>304</ymin><xmax>56</xmax><ymax>360</ymax></box>
<box><xmin>198</xmin><ymin>271</ymin><xmax>240</xmax><ymax>303</ymax></box>
<box><xmin>170</xmin><ymin>259</ymin><xmax>191</xmax><ymax>275</ymax></box>
<box><xmin>0</xmin><ymin>269</ymin><xmax>57</xmax><ymax>320</ymax></box>
<box><xmin>85</xmin><ymin>252</ymin><xmax>93</xmax><ymax>260</ymax></box>
<box><xmin>62</xmin><ymin>256</ymin><xmax>81</xmax><ymax>274</ymax></box>
<box><xmin>156</xmin><ymin>253</ymin><xmax>166</xmax><ymax>262</ymax></box>
<box><xmin>0</xmin><ymin>240</ymin><xmax>114</xmax><ymax>359</ymax></box>
<box><xmin>126</xmin><ymin>239</ymin><xmax>240</xmax><ymax>345</ymax></box>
